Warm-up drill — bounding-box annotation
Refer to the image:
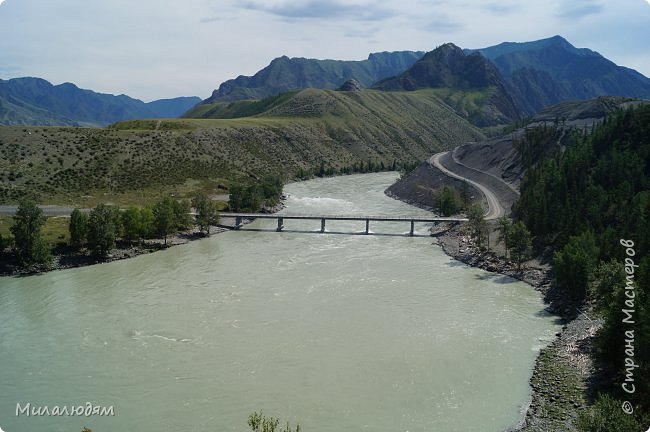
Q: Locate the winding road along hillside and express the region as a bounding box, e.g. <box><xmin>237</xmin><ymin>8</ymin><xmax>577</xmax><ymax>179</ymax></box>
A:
<box><xmin>430</xmin><ymin>151</ymin><xmax>520</xmax><ymax>219</ymax></box>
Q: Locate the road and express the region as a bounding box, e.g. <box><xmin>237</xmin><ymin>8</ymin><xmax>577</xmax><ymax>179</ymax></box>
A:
<box><xmin>0</xmin><ymin>205</ymin><xmax>76</xmax><ymax>217</ymax></box>
<box><xmin>430</xmin><ymin>151</ymin><xmax>506</xmax><ymax>220</ymax></box>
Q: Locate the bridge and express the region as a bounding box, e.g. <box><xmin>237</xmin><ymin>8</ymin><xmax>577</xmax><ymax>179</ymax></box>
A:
<box><xmin>219</xmin><ymin>213</ymin><xmax>468</xmax><ymax>236</ymax></box>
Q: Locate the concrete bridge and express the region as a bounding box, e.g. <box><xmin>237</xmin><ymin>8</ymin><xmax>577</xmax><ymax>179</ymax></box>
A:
<box><xmin>219</xmin><ymin>213</ymin><xmax>468</xmax><ymax>236</ymax></box>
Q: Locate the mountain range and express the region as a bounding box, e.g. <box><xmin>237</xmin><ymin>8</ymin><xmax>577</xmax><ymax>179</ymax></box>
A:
<box><xmin>204</xmin><ymin>51</ymin><xmax>425</xmax><ymax>103</ymax></box>
<box><xmin>3</xmin><ymin>36</ymin><xmax>650</xmax><ymax>128</ymax></box>
<box><xmin>197</xmin><ymin>35</ymin><xmax>650</xmax><ymax>126</ymax></box>
<box><xmin>0</xmin><ymin>77</ymin><xmax>201</xmax><ymax>127</ymax></box>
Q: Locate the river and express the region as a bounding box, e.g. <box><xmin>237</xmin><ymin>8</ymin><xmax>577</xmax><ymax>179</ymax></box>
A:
<box><xmin>0</xmin><ymin>172</ymin><xmax>559</xmax><ymax>432</ymax></box>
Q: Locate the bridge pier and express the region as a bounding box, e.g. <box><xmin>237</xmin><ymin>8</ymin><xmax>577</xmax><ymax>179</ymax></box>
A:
<box><xmin>410</xmin><ymin>220</ymin><xmax>415</xmax><ymax>237</ymax></box>
<box><xmin>365</xmin><ymin>219</ymin><xmax>369</xmax><ymax>234</ymax></box>
<box><xmin>277</xmin><ymin>217</ymin><xmax>284</xmax><ymax>232</ymax></box>
<box><xmin>235</xmin><ymin>216</ymin><xmax>242</xmax><ymax>230</ymax></box>
<box><xmin>321</xmin><ymin>218</ymin><xmax>326</xmax><ymax>233</ymax></box>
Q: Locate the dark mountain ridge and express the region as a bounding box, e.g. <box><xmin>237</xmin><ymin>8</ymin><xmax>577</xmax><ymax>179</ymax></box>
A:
<box><xmin>374</xmin><ymin>43</ymin><xmax>499</xmax><ymax>90</ymax></box>
<box><xmin>203</xmin><ymin>50</ymin><xmax>425</xmax><ymax>103</ymax></box>
<box><xmin>0</xmin><ymin>77</ymin><xmax>201</xmax><ymax>126</ymax></box>
<box><xmin>469</xmin><ymin>35</ymin><xmax>650</xmax><ymax>114</ymax></box>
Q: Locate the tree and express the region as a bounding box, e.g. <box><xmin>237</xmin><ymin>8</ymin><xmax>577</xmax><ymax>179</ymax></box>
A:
<box><xmin>591</xmin><ymin>260</ymin><xmax>625</xmax><ymax>306</ymax></box>
<box><xmin>466</xmin><ymin>202</ymin><xmax>489</xmax><ymax>251</ymax></box>
<box><xmin>553</xmin><ymin>231</ymin><xmax>598</xmax><ymax>299</ymax></box>
<box><xmin>0</xmin><ymin>233</ymin><xmax>12</xmax><ymax>253</ymax></box>
<box><xmin>10</xmin><ymin>200</ymin><xmax>51</xmax><ymax>266</ymax></box>
<box><xmin>437</xmin><ymin>186</ymin><xmax>463</xmax><ymax>216</ymax></box>
<box><xmin>121</xmin><ymin>207</ymin><xmax>142</xmax><ymax>245</ymax></box>
<box><xmin>69</xmin><ymin>208</ymin><xmax>88</xmax><ymax>250</ymax></box>
<box><xmin>87</xmin><ymin>204</ymin><xmax>118</xmax><ymax>257</ymax></box>
<box><xmin>153</xmin><ymin>197</ymin><xmax>176</xmax><ymax>245</ymax></box>
<box><xmin>509</xmin><ymin>221</ymin><xmax>532</xmax><ymax>271</ymax></box>
<box><xmin>173</xmin><ymin>199</ymin><xmax>192</xmax><ymax>230</ymax></box>
<box><xmin>495</xmin><ymin>216</ymin><xmax>512</xmax><ymax>259</ymax></box>
<box><xmin>229</xmin><ymin>184</ymin><xmax>244</xmax><ymax>212</ymax></box>
<box><xmin>139</xmin><ymin>206</ymin><xmax>155</xmax><ymax>243</ymax></box>
<box><xmin>242</xmin><ymin>185</ymin><xmax>262</xmax><ymax>211</ymax></box>
<box><xmin>192</xmin><ymin>193</ymin><xmax>219</xmax><ymax>235</ymax></box>
<box><xmin>260</xmin><ymin>176</ymin><xmax>283</xmax><ymax>207</ymax></box>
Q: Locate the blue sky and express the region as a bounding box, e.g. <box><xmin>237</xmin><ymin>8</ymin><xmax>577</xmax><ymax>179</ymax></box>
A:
<box><xmin>0</xmin><ymin>0</ymin><xmax>648</xmax><ymax>101</ymax></box>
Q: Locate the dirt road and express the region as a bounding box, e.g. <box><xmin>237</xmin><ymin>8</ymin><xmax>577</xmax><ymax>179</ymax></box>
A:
<box><xmin>430</xmin><ymin>151</ymin><xmax>515</xmax><ymax>219</ymax></box>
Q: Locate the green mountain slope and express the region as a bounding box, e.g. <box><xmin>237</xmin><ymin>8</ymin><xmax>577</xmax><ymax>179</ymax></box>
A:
<box><xmin>187</xmin><ymin>87</ymin><xmax>485</xmax><ymax>151</ymax></box>
<box><xmin>373</xmin><ymin>43</ymin><xmax>520</xmax><ymax>127</ymax></box>
<box><xmin>0</xmin><ymin>88</ymin><xmax>485</xmax><ymax>204</ymax></box>
<box><xmin>203</xmin><ymin>51</ymin><xmax>425</xmax><ymax>103</ymax></box>
<box><xmin>0</xmin><ymin>77</ymin><xmax>201</xmax><ymax>126</ymax></box>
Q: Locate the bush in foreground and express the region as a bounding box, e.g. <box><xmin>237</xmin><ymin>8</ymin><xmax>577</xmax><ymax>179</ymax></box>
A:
<box><xmin>248</xmin><ymin>411</ymin><xmax>301</xmax><ymax>432</ymax></box>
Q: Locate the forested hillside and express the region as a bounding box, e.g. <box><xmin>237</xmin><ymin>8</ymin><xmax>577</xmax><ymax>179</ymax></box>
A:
<box><xmin>516</xmin><ymin>105</ymin><xmax>650</xmax><ymax>429</ymax></box>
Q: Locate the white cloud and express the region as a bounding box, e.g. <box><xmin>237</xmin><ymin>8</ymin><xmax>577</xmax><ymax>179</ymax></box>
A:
<box><xmin>0</xmin><ymin>0</ymin><xmax>648</xmax><ymax>100</ymax></box>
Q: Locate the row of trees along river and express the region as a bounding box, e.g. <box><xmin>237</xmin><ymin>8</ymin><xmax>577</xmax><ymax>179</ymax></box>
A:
<box><xmin>1</xmin><ymin>178</ymin><xmax>284</xmax><ymax>270</ymax></box>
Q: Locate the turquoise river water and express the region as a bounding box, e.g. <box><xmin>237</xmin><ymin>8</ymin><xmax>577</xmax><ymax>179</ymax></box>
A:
<box><xmin>0</xmin><ymin>172</ymin><xmax>559</xmax><ymax>432</ymax></box>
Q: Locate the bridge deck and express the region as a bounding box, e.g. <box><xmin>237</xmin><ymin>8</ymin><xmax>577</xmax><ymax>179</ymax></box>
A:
<box><xmin>219</xmin><ymin>213</ymin><xmax>466</xmax><ymax>236</ymax></box>
<box><xmin>219</xmin><ymin>213</ymin><xmax>467</xmax><ymax>222</ymax></box>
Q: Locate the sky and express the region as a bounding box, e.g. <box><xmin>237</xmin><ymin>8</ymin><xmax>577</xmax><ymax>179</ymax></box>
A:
<box><xmin>0</xmin><ymin>0</ymin><xmax>649</xmax><ymax>101</ymax></box>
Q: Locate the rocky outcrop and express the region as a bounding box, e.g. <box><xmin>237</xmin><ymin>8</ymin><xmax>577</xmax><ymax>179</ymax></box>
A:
<box><xmin>337</xmin><ymin>79</ymin><xmax>362</xmax><ymax>92</ymax></box>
